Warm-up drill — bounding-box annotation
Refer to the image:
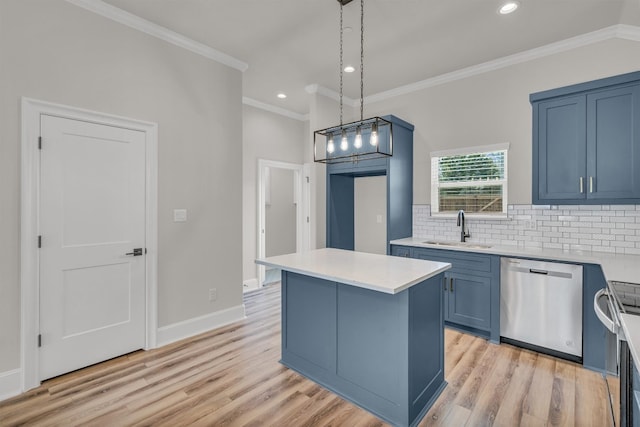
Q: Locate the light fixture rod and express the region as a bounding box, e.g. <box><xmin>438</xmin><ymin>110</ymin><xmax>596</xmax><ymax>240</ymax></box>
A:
<box><xmin>359</xmin><ymin>0</ymin><xmax>364</xmax><ymax>121</ymax></box>
<box><xmin>313</xmin><ymin>0</ymin><xmax>392</xmax><ymax>164</ymax></box>
<box><xmin>339</xmin><ymin>1</ymin><xmax>344</xmax><ymax>126</ymax></box>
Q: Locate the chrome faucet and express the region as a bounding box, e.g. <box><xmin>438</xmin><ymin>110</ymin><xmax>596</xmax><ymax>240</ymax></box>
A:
<box><xmin>457</xmin><ymin>210</ymin><xmax>470</xmax><ymax>242</ymax></box>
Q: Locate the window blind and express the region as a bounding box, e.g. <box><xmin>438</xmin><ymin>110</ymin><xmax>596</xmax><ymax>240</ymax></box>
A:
<box><xmin>431</xmin><ymin>148</ymin><xmax>508</xmax><ymax>214</ymax></box>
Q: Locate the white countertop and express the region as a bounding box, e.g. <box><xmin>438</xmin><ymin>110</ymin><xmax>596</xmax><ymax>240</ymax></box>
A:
<box><xmin>255</xmin><ymin>248</ymin><xmax>451</xmax><ymax>295</ymax></box>
<box><xmin>391</xmin><ymin>237</ymin><xmax>640</xmax><ymax>284</ymax></box>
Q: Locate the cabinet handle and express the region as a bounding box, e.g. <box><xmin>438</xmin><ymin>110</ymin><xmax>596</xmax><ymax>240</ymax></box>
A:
<box><xmin>589</xmin><ymin>176</ymin><xmax>594</xmax><ymax>193</ymax></box>
<box><xmin>443</xmin><ymin>276</ymin><xmax>447</xmax><ymax>291</ymax></box>
<box><xmin>579</xmin><ymin>177</ymin><xmax>584</xmax><ymax>193</ymax></box>
<box><xmin>449</xmin><ymin>277</ymin><xmax>454</xmax><ymax>292</ymax></box>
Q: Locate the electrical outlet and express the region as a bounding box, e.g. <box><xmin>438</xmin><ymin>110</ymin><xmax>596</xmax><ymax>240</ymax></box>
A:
<box><xmin>525</xmin><ymin>220</ymin><xmax>537</xmax><ymax>230</ymax></box>
<box><xmin>209</xmin><ymin>288</ymin><xmax>217</xmax><ymax>302</ymax></box>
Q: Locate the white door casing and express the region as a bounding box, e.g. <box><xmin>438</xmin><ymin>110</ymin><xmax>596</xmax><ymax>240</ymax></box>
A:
<box><xmin>39</xmin><ymin>116</ymin><xmax>146</xmax><ymax>380</ymax></box>
<box><xmin>257</xmin><ymin>159</ymin><xmax>306</xmax><ymax>287</ymax></box>
<box><xmin>21</xmin><ymin>98</ymin><xmax>158</xmax><ymax>390</ymax></box>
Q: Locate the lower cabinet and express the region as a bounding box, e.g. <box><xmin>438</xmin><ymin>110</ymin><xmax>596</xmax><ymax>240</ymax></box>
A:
<box><xmin>392</xmin><ymin>245</ymin><xmax>611</xmax><ymax>372</ymax></box>
<box><xmin>392</xmin><ymin>245</ymin><xmax>500</xmax><ymax>342</ymax></box>
<box><xmin>444</xmin><ymin>272</ymin><xmax>492</xmax><ymax>331</ymax></box>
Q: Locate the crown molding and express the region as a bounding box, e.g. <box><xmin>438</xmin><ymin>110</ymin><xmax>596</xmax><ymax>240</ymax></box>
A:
<box><xmin>242</xmin><ymin>97</ymin><xmax>309</xmax><ymax>121</ymax></box>
<box><xmin>304</xmin><ymin>84</ymin><xmax>358</xmax><ymax>108</ymax></box>
<box><xmin>57</xmin><ymin>3</ymin><xmax>640</xmax><ymax>116</ymax></box>
<box><xmin>615</xmin><ymin>23</ymin><xmax>640</xmax><ymax>41</ymax></box>
<box><xmin>65</xmin><ymin>0</ymin><xmax>248</xmax><ymax>72</ymax></box>
<box><xmin>365</xmin><ymin>24</ymin><xmax>640</xmax><ymax>104</ymax></box>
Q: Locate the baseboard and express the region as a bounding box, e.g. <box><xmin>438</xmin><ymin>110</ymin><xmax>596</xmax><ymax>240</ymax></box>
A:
<box><xmin>0</xmin><ymin>369</ymin><xmax>22</xmax><ymax>402</ymax></box>
<box><xmin>243</xmin><ymin>278</ymin><xmax>259</xmax><ymax>293</ymax></box>
<box><xmin>156</xmin><ymin>304</ymin><xmax>246</xmax><ymax>347</ymax></box>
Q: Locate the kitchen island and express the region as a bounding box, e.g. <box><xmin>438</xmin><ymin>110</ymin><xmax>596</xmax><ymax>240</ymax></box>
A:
<box><xmin>256</xmin><ymin>248</ymin><xmax>451</xmax><ymax>427</ymax></box>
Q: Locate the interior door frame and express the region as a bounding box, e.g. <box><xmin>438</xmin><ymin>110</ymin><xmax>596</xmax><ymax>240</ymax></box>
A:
<box><xmin>20</xmin><ymin>97</ymin><xmax>158</xmax><ymax>391</ymax></box>
<box><xmin>257</xmin><ymin>159</ymin><xmax>306</xmax><ymax>287</ymax></box>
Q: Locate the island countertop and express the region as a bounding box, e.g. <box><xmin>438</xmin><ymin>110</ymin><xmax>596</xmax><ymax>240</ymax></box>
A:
<box><xmin>256</xmin><ymin>248</ymin><xmax>451</xmax><ymax>295</ymax></box>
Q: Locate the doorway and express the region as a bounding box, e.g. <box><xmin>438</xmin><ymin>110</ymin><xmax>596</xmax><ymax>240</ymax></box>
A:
<box><xmin>257</xmin><ymin>159</ymin><xmax>306</xmax><ymax>287</ymax></box>
<box><xmin>354</xmin><ymin>175</ymin><xmax>387</xmax><ymax>255</ymax></box>
<box><xmin>21</xmin><ymin>98</ymin><xmax>158</xmax><ymax>391</ymax></box>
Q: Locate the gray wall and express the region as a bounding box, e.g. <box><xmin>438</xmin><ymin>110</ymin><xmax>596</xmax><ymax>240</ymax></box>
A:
<box><xmin>242</xmin><ymin>105</ymin><xmax>305</xmax><ymax>283</ymax></box>
<box><xmin>307</xmin><ymin>93</ymin><xmax>344</xmax><ymax>250</ymax></box>
<box><xmin>354</xmin><ymin>176</ymin><xmax>387</xmax><ymax>255</ymax></box>
<box><xmin>363</xmin><ymin>38</ymin><xmax>640</xmax><ymax>205</ymax></box>
<box><xmin>0</xmin><ymin>0</ymin><xmax>243</xmax><ymax>372</ymax></box>
<box><xmin>265</xmin><ymin>168</ymin><xmax>297</xmax><ymax>257</ymax></box>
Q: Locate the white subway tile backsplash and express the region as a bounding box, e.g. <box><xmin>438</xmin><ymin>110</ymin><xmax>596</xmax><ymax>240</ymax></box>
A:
<box><xmin>412</xmin><ymin>203</ymin><xmax>640</xmax><ymax>255</ymax></box>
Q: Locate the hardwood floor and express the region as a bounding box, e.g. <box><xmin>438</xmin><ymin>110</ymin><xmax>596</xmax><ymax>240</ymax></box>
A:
<box><xmin>0</xmin><ymin>283</ymin><xmax>617</xmax><ymax>426</ymax></box>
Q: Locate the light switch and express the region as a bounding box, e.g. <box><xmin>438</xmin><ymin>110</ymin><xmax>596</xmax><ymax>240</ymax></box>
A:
<box><xmin>173</xmin><ymin>209</ymin><xmax>187</xmax><ymax>222</ymax></box>
<box><xmin>376</xmin><ymin>214</ymin><xmax>383</xmax><ymax>224</ymax></box>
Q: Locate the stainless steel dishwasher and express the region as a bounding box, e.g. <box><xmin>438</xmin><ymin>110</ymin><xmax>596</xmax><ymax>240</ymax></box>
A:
<box><xmin>500</xmin><ymin>258</ymin><xmax>583</xmax><ymax>359</ymax></box>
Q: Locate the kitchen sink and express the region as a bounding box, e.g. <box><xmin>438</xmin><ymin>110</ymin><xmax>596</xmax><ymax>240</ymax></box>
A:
<box><xmin>422</xmin><ymin>240</ymin><xmax>492</xmax><ymax>249</ymax></box>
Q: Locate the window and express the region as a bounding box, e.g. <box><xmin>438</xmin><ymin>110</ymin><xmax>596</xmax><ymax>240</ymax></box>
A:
<box><xmin>431</xmin><ymin>144</ymin><xmax>508</xmax><ymax>215</ymax></box>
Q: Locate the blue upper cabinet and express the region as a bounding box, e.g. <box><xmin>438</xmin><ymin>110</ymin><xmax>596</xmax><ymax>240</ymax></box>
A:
<box><xmin>531</xmin><ymin>71</ymin><xmax>640</xmax><ymax>205</ymax></box>
<box><xmin>535</xmin><ymin>95</ymin><xmax>587</xmax><ymax>201</ymax></box>
<box><xmin>587</xmin><ymin>85</ymin><xmax>640</xmax><ymax>200</ymax></box>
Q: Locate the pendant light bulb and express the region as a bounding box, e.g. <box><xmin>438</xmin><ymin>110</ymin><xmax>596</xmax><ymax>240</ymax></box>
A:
<box><xmin>354</xmin><ymin>127</ymin><xmax>362</xmax><ymax>149</ymax></box>
<box><xmin>327</xmin><ymin>135</ymin><xmax>335</xmax><ymax>154</ymax></box>
<box><xmin>340</xmin><ymin>130</ymin><xmax>348</xmax><ymax>151</ymax></box>
<box><xmin>370</xmin><ymin>122</ymin><xmax>378</xmax><ymax>146</ymax></box>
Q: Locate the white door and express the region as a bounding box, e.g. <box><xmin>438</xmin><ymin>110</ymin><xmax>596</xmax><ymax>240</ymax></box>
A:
<box><xmin>39</xmin><ymin>115</ymin><xmax>146</xmax><ymax>380</ymax></box>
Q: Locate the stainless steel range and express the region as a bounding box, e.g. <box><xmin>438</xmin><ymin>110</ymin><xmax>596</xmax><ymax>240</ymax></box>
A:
<box><xmin>610</xmin><ymin>281</ymin><xmax>640</xmax><ymax>315</ymax></box>
<box><xmin>595</xmin><ymin>280</ymin><xmax>640</xmax><ymax>427</ymax></box>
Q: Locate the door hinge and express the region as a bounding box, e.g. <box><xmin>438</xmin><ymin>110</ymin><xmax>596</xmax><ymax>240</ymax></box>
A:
<box><xmin>306</xmin><ymin>176</ymin><xmax>310</xmax><ymax>183</ymax></box>
<box><xmin>38</xmin><ymin>235</ymin><xmax>42</xmax><ymax>248</ymax></box>
<box><xmin>38</xmin><ymin>136</ymin><xmax>42</xmax><ymax>150</ymax></box>
<box><xmin>307</xmin><ymin>216</ymin><xmax>310</xmax><ymax>223</ymax></box>
<box><xmin>38</xmin><ymin>334</ymin><xmax>42</xmax><ymax>348</ymax></box>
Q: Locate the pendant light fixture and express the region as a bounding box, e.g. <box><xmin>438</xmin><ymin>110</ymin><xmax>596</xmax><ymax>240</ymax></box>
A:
<box><xmin>313</xmin><ymin>0</ymin><xmax>393</xmax><ymax>164</ymax></box>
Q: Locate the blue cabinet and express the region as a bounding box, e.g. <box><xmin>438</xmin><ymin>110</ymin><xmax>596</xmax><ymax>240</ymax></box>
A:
<box><xmin>535</xmin><ymin>95</ymin><xmax>586</xmax><ymax>202</ymax></box>
<box><xmin>326</xmin><ymin>115</ymin><xmax>414</xmax><ymax>253</ymax></box>
<box><xmin>531</xmin><ymin>71</ymin><xmax>640</xmax><ymax>204</ymax></box>
<box><xmin>394</xmin><ymin>245</ymin><xmax>500</xmax><ymax>342</ymax></box>
<box><xmin>281</xmin><ymin>270</ymin><xmax>446</xmax><ymax>427</ymax></box>
<box><xmin>445</xmin><ymin>272</ymin><xmax>492</xmax><ymax>331</ymax></box>
<box><xmin>587</xmin><ymin>85</ymin><xmax>640</xmax><ymax>200</ymax></box>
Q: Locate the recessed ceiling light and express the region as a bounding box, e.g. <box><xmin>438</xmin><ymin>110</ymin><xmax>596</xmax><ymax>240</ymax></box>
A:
<box><xmin>498</xmin><ymin>1</ymin><xmax>519</xmax><ymax>14</ymax></box>
<box><xmin>344</xmin><ymin>65</ymin><xmax>355</xmax><ymax>73</ymax></box>
<box><xmin>277</xmin><ymin>93</ymin><xmax>287</xmax><ymax>99</ymax></box>
<box><xmin>343</xmin><ymin>26</ymin><xmax>353</xmax><ymax>33</ymax></box>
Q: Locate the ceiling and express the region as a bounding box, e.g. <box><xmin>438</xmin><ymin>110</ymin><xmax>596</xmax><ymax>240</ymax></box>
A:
<box><xmin>101</xmin><ymin>0</ymin><xmax>640</xmax><ymax>116</ymax></box>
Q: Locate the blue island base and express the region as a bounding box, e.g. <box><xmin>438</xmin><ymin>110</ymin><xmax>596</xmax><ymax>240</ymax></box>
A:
<box><xmin>280</xmin><ymin>271</ymin><xmax>446</xmax><ymax>427</ymax></box>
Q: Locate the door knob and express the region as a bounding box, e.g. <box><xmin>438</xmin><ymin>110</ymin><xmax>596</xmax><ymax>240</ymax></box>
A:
<box><xmin>125</xmin><ymin>248</ymin><xmax>143</xmax><ymax>256</ymax></box>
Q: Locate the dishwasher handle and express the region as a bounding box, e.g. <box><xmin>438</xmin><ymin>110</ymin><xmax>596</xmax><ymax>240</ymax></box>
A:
<box><xmin>529</xmin><ymin>268</ymin><xmax>548</xmax><ymax>275</ymax></box>
<box><xmin>593</xmin><ymin>288</ymin><xmax>619</xmax><ymax>334</ymax></box>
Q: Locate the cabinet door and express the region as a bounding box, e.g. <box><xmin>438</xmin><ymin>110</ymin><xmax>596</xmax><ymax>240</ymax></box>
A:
<box><xmin>587</xmin><ymin>84</ymin><xmax>640</xmax><ymax>200</ymax></box>
<box><xmin>446</xmin><ymin>272</ymin><xmax>491</xmax><ymax>330</ymax></box>
<box><xmin>442</xmin><ymin>274</ymin><xmax>450</xmax><ymax>321</ymax></box>
<box><xmin>391</xmin><ymin>245</ymin><xmax>410</xmax><ymax>258</ymax></box>
<box><xmin>535</xmin><ymin>96</ymin><xmax>587</xmax><ymax>202</ymax></box>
